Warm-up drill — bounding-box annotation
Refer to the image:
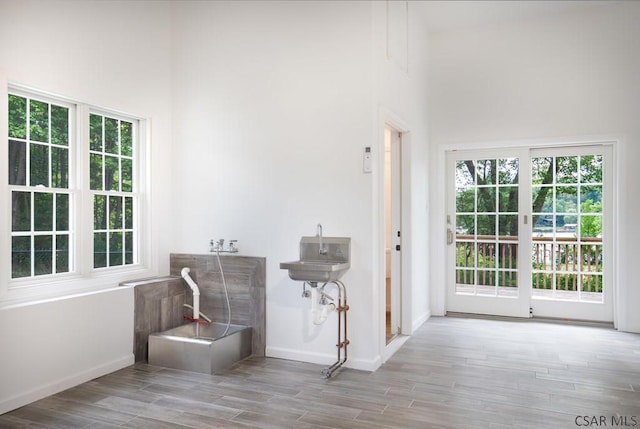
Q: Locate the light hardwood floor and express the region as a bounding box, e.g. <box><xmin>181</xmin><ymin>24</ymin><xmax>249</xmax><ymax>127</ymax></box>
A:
<box><xmin>1</xmin><ymin>316</ymin><xmax>639</xmax><ymax>428</ymax></box>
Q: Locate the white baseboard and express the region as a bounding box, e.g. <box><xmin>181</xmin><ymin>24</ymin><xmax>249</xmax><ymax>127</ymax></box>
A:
<box><xmin>383</xmin><ymin>334</ymin><xmax>410</xmax><ymax>362</ymax></box>
<box><xmin>412</xmin><ymin>310</ymin><xmax>431</xmax><ymax>333</ymax></box>
<box><xmin>265</xmin><ymin>347</ymin><xmax>381</xmax><ymax>372</ymax></box>
<box><xmin>0</xmin><ymin>354</ymin><xmax>134</xmax><ymax>415</ymax></box>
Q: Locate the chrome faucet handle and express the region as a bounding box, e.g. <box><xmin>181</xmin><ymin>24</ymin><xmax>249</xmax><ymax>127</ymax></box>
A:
<box><xmin>229</xmin><ymin>240</ymin><xmax>238</xmax><ymax>252</ymax></box>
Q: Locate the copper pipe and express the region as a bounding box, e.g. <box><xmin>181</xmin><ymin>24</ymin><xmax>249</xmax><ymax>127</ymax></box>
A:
<box><xmin>321</xmin><ymin>280</ymin><xmax>348</xmax><ymax>378</ymax></box>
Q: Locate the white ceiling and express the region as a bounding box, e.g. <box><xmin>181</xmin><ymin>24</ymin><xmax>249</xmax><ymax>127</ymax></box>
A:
<box><xmin>416</xmin><ymin>1</ymin><xmax>628</xmax><ymax>34</ymax></box>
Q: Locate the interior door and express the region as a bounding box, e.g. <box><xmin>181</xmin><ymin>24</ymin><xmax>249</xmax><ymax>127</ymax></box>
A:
<box><xmin>446</xmin><ymin>149</ymin><xmax>531</xmax><ymax>318</ymax></box>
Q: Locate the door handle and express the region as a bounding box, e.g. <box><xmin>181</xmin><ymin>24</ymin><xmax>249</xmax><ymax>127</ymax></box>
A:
<box><xmin>447</xmin><ymin>228</ymin><xmax>454</xmax><ymax>245</ymax></box>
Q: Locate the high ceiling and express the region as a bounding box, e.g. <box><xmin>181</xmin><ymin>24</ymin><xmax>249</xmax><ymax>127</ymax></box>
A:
<box><xmin>416</xmin><ymin>1</ymin><xmax>629</xmax><ymax>34</ymax></box>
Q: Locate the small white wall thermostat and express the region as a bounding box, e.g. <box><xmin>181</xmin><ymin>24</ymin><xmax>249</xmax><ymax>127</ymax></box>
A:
<box><xmin>363</xmin><ymin>146</ymin><xmax>372</xmax><ymax>173</ymax></box>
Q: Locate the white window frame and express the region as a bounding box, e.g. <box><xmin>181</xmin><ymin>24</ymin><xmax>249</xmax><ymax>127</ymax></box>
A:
<box><xmin>0</xmin><ymin>82</ymin><xmax>153</xmax><ymax>305</ymax></box>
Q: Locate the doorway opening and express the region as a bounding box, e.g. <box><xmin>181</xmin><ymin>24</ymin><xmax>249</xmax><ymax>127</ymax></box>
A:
<box><xmin>384</xmin><ymin>125</ymin><xmax>402</xmax><ymax>344</ymax></box>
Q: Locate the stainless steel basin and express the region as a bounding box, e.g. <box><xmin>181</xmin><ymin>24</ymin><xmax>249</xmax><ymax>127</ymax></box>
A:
<box><xmin>280</xmin><ymin>260</ymin><xmax>350</xmax><ymax>282</ymax></box>
<box><xmin>280</xmin><ymin>236</ymin><xmax>351</xmax><ymax>282</ymax></box>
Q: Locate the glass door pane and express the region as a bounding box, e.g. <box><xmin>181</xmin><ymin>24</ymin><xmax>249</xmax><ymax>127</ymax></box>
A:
<box><xmin>455</xmin><ymin>157</ymin><xmax>519</xmax><ymax>297</ymax></box>
<box><xmin>531</xmin><ymin>154</ymin><xmax>604</xmax><ymax>303</ymax></box>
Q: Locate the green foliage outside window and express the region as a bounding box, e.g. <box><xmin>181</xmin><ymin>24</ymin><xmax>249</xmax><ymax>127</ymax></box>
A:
<box><xmin>455</xmin><ymin>154</ymin><xmax>604</xmax><ymax>296</ymax></box>
<box><xmin>89</xmin><ymin>113</ymin><xmax>135</xmax><ymax>269</ymax></box>
<box><xmin>8</xmin><ymin>94</ymin><xmax>70</xmax><ymax>278</ymax></box>
<box><xmin>8</xmin><ymin>92</ymin><xmax>138</xmax><ymax>279</ymax></box>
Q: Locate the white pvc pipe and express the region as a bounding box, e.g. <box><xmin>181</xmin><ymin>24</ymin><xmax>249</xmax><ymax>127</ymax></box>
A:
<box><xmin>311</xmin><ymin>286</ymin><xmax>335</xmax><ymax>325</ymax></box>
<box><xmin>181</xmin><ymin>267</ymin><xmax>200</xmax><ymax>321</ymax></box>
<box><xmin>183</xmin><ymin>304</ymin><xmax>212</xmax><ymax>323</ymax></box>
<box><xmin>311</xmin><ymin>287</ymin><xmax>320</xmax><ymax>325</ymax></box>
<box><xmin>321</xmin><ymin>303</ymin><xmax>335</xmax><ymax>321</ymax></box>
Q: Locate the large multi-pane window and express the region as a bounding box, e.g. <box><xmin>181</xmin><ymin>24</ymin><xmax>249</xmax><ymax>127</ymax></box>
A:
<box><xmin>7</xmin><ymin>89</ymin><xmax>140</xmax><ymax>281</ymax></box>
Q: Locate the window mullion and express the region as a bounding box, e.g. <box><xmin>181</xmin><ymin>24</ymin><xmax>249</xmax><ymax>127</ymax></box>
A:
<box><xmin>101</xmin><ymin>116</ymin><xmax>106</xmax><ymax>192</ymax></box>
<box><xmin>76</xmin><ymin>104</ymin><xmax>90</xmax><ymax>277</ymax></box>
<box><xmin>52</xmin><ymin>192</ymin><xmax>56</xmax><ymax>274</ymax></box>
<box><xmin>25</xmin><ymin>97</ymin><xmax>31</xmax><ymax>187</ymax></box>
<box><xmin>29</xmin><ymin>191</ymin><xmax>34</xmax><ymax>277</ymax></box>
<box><xmin>47</xmin><ymin>102</ymin><xmax>52</xmax><ymax>189</ymax></box>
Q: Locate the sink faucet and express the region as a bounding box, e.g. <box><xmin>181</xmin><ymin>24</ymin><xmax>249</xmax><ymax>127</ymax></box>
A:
<box><xmin>317</xmin><ymin>223</ymin><xmax>327</xmax><ymax>255</ymax></box>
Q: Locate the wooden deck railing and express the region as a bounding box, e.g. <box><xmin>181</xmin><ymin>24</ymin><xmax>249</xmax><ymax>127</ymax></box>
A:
<box><xmin>455</xmin><ymin>235</ymin><xmax>603</xmax><ymax>291</ymax></box>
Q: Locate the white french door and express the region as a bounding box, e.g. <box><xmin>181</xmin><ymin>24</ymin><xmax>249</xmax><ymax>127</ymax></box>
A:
<box><xmin>446</xmin><ymin>145</ymin><xmax>613</xmax><ymax>322</ymax></box>
<box><xmin>446</xmin><ymin>148</ymin><xmax>531</xmax><ymax>318</ymax></box>
<box><xmin>528</xmin><ymin>146</ymin><xmax>613</xmax><ymax>322</ymax></box>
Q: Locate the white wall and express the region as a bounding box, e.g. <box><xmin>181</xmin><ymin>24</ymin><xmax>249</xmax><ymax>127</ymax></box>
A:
<box><xmin>0</xmin><ymin>0</ymin><xmax>173</xmax><ymax>412</ymax></box>
<box><xmin>0</xmin><ymin>0</ymin><xmax>173</xmax><ymax>278</ymax></box>
<box><xmin>371</xmin><ymin>1</ymin><xmax>431</xmax><ymax>338</ymax></box>
<box><xmin>0</xmin><ymin>288</ymin><xmax>134</xmax><ymax>414</ymax></box>
<box><xmin>428</xmin><ymin>2</ymin><xmax>640</xmax><ymax>332</ymax></box>
<box><xmin>170</xmin><ymin>1</ymin><xmax>430</xmax><ymax>369</ymax></box>
<box><xmin>0</xmin><ymin>0</ymin><xmax>431</xmax><ymax>413</ymax></box>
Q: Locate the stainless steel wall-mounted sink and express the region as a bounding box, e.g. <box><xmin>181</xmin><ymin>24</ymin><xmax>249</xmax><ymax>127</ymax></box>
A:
<box><xmin>280</xmin><ymin>236</ymin><xmax>351</xmax><ymax>282</ymax></box>
<box><xmin>280</xmin><ymin>260</ymin><xmax>350</xmax><ymax>282</ymax></box>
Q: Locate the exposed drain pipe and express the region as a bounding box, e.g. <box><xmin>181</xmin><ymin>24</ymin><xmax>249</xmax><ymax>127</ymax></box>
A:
<box><xmin>310</xmin><ymin>284</ymin><xmax>336</xmax><ymax>325</ymax></box>
<box><xmin>181</xmin><ymin>267</ymin><xmax>200</xmax><ymax>322</ymax></box>
<box><xmin>303</xmin><ymin>280</ymin><xmax>349</xmax><ymax>378</ymax></box>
